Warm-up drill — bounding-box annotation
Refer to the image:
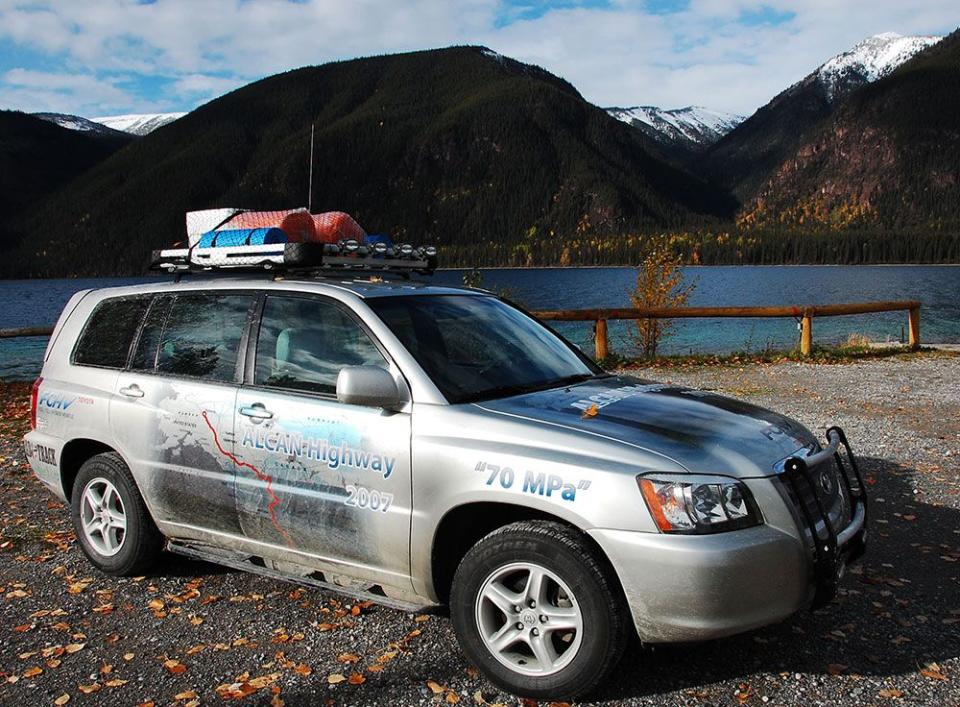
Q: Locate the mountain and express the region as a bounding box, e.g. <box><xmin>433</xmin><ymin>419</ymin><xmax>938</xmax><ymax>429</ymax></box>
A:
<box><xmin>34</xmin><ymin>112</ymin><xmax>133</xmax><ymax>139</ymax></box>
<box><xmin>0</xmin><ymin>111</ymin><xmax>132</xmax><ymax>250</ymax></box>
<box><xmin>91</xmin><ymin>112</ymin><xmax>187</xmax><ymax>135</ymax></box>
<box><xmin>738</xmin><ymin>29</ymin><xmax>960</xmax><ymax>235</ymax></box>
<box><xmin>699</xmin><ymin>32</ymin><xmax>941</xmax><ymax>201</ymax></box>
<box><xmin>606</xmin><ymin>105</ymin><xmax>743</xmax><ymax>157</ymax></box>
<box><xmin>4</xmin><ymin>46</ymin><xmax>734</xmax><ymax>277</ymax></box>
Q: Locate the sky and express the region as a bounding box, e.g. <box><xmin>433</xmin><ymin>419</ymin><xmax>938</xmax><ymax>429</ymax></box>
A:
<box><xmin>0</xmin><ymin>0</ymin><xmax>956</xmax><ymax>119</ymax></box>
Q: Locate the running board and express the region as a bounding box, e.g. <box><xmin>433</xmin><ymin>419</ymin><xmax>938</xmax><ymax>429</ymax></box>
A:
<box><xmin>166</xmin><ymin>540</ymin><xmax>435</xmax><ymax>614</ymax></box>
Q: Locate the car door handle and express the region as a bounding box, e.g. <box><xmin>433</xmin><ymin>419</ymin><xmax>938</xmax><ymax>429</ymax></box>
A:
<box><xmin>239</xmin><ymin>404</ymin><xmax>273</xmax><ymax>420</ymax></box>
<box><xmin>119</xmin><ymin>384</ymin><xmax>144</xmax><ymax>398</ymax></box>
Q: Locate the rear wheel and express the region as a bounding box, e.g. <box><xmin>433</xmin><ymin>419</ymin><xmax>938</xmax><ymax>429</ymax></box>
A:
<box><xmin>450</xmin><ymin>521</ymin><xmax>628</xmax><ymax>700</ymax></box>
<box><xmin>71</xmin><ymin>452</ymin><xmax>163</xmax><ymax>575</ymax></box>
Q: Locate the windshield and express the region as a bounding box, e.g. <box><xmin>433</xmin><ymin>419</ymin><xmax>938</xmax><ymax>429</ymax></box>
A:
<box><xmin>367</xmin><ymin>295</ymin><xmax>602</xmax><ymax>403</ymax></box>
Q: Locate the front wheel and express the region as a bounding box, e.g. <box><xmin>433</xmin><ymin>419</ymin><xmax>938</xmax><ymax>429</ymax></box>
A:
<box><xmin>71</xmin><ymin>452</ymin><xmax>163</xmax><ymax>575</ymax></box>
<box><xmin>450</xmin><ymin>521</ymin><xmax>629</xmax><ymax>700</ymax></box>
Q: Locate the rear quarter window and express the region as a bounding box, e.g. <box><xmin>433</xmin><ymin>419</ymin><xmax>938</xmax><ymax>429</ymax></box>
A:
<box><xmin>72</xmin><ymin>296</ymin><xmax>151</xmax><ymax>369</ymax></box>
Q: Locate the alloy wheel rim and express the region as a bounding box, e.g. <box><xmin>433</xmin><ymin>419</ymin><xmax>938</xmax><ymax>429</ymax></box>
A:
<box><xmin>475</xmin><ymin>561</ymin><xmax>583</xmax><ymax>676</ymax></box>
<box><xmin>80</xmin><ymin>478</ymin><xmax>127</xmax><ymax>557</ymax></box>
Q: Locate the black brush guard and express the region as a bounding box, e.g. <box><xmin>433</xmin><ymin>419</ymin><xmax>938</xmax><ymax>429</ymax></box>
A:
<box><xmin>782</xmin><ymin>426</ymin><xmax>868</xmax><ymax>608</ymax></box>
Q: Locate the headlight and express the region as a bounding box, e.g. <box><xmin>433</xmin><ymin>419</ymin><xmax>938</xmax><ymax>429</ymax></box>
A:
<box><xmin>638</xmin><ymin>475</ymin><xmax>761</xmax><ymax>534</ymax></box>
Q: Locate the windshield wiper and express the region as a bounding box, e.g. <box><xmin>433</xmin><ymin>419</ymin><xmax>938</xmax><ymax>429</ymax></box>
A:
<box><xmin>461</xmin><ymin>373</ymin><xmax>602</xmax><ymax>404</ymax></box>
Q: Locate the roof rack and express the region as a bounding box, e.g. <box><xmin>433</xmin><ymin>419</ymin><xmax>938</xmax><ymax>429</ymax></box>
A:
<box><xmin>150</xmin><ymin>241</ymin><xmax>438</xmax><ymax>277</ymax></box>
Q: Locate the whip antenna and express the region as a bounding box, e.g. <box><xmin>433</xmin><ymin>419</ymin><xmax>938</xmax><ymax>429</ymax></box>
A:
<box><xmin>307</xmin><ymin>122</ymin><xmax>315</xmax><ymax>212</ymax></box>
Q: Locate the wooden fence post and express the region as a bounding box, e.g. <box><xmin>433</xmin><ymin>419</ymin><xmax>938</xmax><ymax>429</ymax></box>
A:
<box><xmin>594</xmin><ymin>319</ymin><xmax>609</xmax><ymax>361</ymax></box>
<box><xmin>908</xmin><ymin>306</ymin><xmax>921</xmax><ymax>349</ymax></box>
<box><xmin>800</xmin><ymin>310</ymin><xmax>813</xmax><ymax>357</ymax></box>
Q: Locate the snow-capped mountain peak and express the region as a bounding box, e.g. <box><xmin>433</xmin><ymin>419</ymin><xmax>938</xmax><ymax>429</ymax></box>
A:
<box><xmin>91</xmin><ymin>112</ymin><xmax>186</xmax><ymax>136</ymax></box>
<box><xmin>814</xmin><ymin>32</ymin><xmax>941</xmax><ymax>100</ymax></box>
<box><xmin>33</xmin><ymin>112</ymin><xmax>128</xmax><ymax>136</ymax></box>
<box><xmin>607</xmin><ymin>105</ymin><xmax>744</xmax><ymax>150</ymax></box>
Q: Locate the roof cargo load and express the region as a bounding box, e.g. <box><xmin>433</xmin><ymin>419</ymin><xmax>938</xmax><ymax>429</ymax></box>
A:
<box><xmin>312</xmin><ymin>211</ymin><xmax>366</xmax><ymax>244</ymax></box>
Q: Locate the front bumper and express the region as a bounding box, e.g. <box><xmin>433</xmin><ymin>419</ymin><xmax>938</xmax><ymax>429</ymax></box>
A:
<box><xmin>590</xmin><ymin>426</ymin><xmax>868</xmax><ymax>643</ymax></box>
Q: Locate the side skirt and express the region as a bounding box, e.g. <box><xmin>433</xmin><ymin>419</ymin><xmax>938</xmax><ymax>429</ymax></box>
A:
<box><xmin>166</xmin><ymin>540</ymin><xmax>439</xmax><ymax>614</ymax></box>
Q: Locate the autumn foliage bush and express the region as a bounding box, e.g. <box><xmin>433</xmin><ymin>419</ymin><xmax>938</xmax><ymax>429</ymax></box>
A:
<box><xmin>630</xmin><ymin>245</ymin><xmax>695</xmax><ymax>359</ymax></box>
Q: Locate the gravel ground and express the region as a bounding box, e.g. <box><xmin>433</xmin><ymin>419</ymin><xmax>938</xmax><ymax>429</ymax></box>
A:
<box><xmin>1</xmin><ymin>353</ymin><xmax>958</xmax><ymax>706</ymax></box>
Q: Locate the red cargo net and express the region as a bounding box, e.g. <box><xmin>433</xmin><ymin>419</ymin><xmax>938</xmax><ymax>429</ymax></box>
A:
<box><xmin>311</xmin><ymin>211</ymin><xmax>367</xmax><ymax>244</ymax></box>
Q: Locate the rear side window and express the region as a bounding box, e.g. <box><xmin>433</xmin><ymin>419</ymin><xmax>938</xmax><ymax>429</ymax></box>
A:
<box><xmin>155</xmin><ymin>293</ymin><xmax>252</xmax><ymax>381</ymax></box>
<box><xmin>73</xmin><ymin>297</ymin><xmax>150</xmax><ymax>369</ymax></box>
<box><xmin>131</xmin><ymin>295</ymin><xmax>172</xmax><ymax>371</ymax></box>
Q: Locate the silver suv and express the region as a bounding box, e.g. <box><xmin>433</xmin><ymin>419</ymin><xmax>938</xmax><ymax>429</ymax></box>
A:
<box><xmin>24</xmin><ymin>275</ymin><xmax>867</xmax><ymax>700</ymax></box>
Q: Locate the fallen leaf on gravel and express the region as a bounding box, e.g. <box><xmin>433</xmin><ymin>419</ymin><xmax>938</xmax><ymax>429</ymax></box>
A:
<box><xmin>22</xmin><ymin>666</ymin><xmax>42</xmax><ymax>678</ymax></box>
<box><xmin>54</xmin><ymin>695</ymin><xmax>70</xmax><ymax>705</ymax></box>
<box><xmin>327</xmin><ymin>673</ymin><xmax>347</xmax><ymax>684</ymax></box>
<box><xmin>427</xmin><ymin>680</ymin><xmax>446</xmax><ymax>694</ymax></box>
<box><xmin>366</xmin><ymin>665</ymin><xmax>383</xmax><ymax>673</ymax></box>
<box><xmin>827</xmin><ymin>663</ymin><xmax>848</xmax><ymax>675</ymax></box>
<box><xmin>920</xmin><ymin>663</ymin><xmax>947</xmax><ymax>681</ymax></box>
<box><xmin>104</xmin><ymin>679</ymin><xmax>128</xmax><ymax>687</ymax></box>
<box><xmin>348</xmin><ymin>673</ymin><xmax>366</xmax><ymax>685</ymax></box>
<box><xmin>293</xmin><ymin>664</ymin><xmax>311</xmax><ymax>677</ymax></box>
<box><xmin>415</xmin><ymin>614</ymin><xmax>430</xmax><ymax>623</ymax></box>
<box><xmin>189</xmin><ymin>616</ymin><xmax>203</xmax><ymax>626</ymax></box>
<box><xmin>123</xmin><ymin>653</ymin><xmax>135</xmax><ymax>661</ymax></box>
<box><xmin>175</xmin><ymin>690</ymin><xmax>197</xmax><ymax>700</ymax></box>
<box><xmin>100</xmin><ymin>664</ymin><xmax>113</xmax><ymax>674</ymax></box>
<box><xmin>446</xmin><ymin>693</ymin><xmax>460</xmax><ymax>704</ymax></box>
<box><xmin>78</xmin><ymin>684</ymin><xmax>100</xmax><ymax>694</ymax></box>
<box><xmin>92</xmin><ymin>604</ymin><xmax>113</xmax><ymax>614</ymax></box>
<box><xmin>46</xmin><ymin>659</ymin><xmax>61</xmax><ymax>668</ymax></box>
<box><xmin>64</xmin><ymin>643</ymin><xmax>84</xmax><ymax>654</ymax></box>
<box><xmin>879</xmin><ymin>688</ymin><xmax>904</xmax><ymax>698</ymax></box>
<box><xmin>163</xmin><ymin>659</ymin><xmax>187</xmax><ymax>674</ymax></box>
<box><xmin>337</xmin><ymin>653</ymin><xmax>360</xmax><ymax>664</ymax></box>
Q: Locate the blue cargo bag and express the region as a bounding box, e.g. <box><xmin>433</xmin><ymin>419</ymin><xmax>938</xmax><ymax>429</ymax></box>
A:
<box><xmin>197</xmin><ymin>227</ymin><xmax>288</xmax><ymax>248</ymax></box>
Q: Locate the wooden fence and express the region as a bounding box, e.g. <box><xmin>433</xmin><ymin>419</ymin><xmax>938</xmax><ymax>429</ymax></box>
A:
<box><xmin>2</xmin><ymin>299</ymin><xmax>922</xmax><ymax>361</ymax></box>
<box><xmin>534</xmin><ymin>300</ymin><xmax>922</xmax><ymax>360</ymax></box>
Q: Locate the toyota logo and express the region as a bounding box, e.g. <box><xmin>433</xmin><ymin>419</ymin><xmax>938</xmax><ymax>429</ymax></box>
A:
<box><xmin>818</xmin><ymin>470</ymin><xmax>834</xmax><ymax>495</ymax></box>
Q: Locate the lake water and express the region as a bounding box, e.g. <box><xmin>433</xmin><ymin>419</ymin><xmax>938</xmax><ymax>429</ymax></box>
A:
<box><xmin>2</xmin><ymin>265</ymin><xmax>958</xmax><ymax>380</ymax></box>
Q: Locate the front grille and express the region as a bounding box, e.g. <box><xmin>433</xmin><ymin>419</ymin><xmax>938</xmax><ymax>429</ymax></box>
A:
<box><xmin>783</xmin><ymin>455</ymin><xmax>851</xmax><ymax>536</ymax></box>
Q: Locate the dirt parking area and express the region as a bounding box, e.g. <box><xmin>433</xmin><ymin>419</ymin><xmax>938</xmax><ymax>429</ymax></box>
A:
<box><xmin>1</xmin><ymin>353</ymin><xmax>958</xmax><ymax>706</ymax></box>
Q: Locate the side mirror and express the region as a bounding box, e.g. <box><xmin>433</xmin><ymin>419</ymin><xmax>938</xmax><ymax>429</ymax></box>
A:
<box><xmin>336</xmin><ymin>366</ymin><xmax>403</xmax><ymax>411</ymax></box>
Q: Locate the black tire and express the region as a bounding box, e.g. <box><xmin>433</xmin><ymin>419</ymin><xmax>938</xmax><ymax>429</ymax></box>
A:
<box><xmin>70</xmin><ymin>452</ymin><xmax>163</xmax><ymax>576</ymax></box>
<box><xmin>450</xmin><ymin>521</ymin><xmax>629</xmax><ymax>700</ymax></box>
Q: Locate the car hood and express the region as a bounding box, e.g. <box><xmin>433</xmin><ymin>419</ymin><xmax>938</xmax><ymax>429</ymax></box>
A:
<box><xmin>474</xmin><ymin>375</ymin><xmax>816</xmax><ymax>477</ymax></box>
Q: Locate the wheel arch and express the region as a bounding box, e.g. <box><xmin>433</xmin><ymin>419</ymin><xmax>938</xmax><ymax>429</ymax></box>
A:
<box><xmin>429</xmin><ymin>501</ymin><xmax>618</xmax><ymax>605</ymax></box>
<box><xmin>59</xmin><ymin>438</ymin><xmax>121</xmax><ymax>500</ymax></box>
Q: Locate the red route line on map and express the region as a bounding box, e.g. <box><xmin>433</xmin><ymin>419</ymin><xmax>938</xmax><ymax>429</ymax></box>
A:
<box><xmin>201</xmin><ymin>410</ymin><xmax>294</xmax><ymax>547</ymax></box>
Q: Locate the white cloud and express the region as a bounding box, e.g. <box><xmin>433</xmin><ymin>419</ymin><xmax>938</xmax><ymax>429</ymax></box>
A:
<box><xmin>0</xmin><ymin>67</ymin><xmax>140</xmax><ymax>114</ymax></box>
<box><xmin>0</xmin><ymin>0</ymin><xmax>955</xmax><ymax>116</ymax></box>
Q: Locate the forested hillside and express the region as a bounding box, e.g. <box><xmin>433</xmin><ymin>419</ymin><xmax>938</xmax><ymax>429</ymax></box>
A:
<box><xmin>739</xmin><ymin>29</ymin><xmax>960</xmax><ymax>247</ymax></box>
<box><xmin>3</xmin><ymin>47</ymin><xmax>733</xmax><ymax>277</ymax></box>
<box><xmin>0</xmin><ymin>111</ymin><xmax>131</xmax><ymax>253</ymax></box>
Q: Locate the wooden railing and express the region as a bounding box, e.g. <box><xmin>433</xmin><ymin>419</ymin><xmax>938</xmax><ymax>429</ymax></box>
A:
<box><xmin>534</xmin><ymin>300</ymin><xmax>922</xmax><ymax>360</ymax></box>
<box><xmin>1</xmin><ymin>299</ymin><xmax>922</xmax><ymax>361</ymax></box>
<box><xmin>0</xmin><ymin>326</ymin><xmax>55</xmax><ymax>338</ymax></box>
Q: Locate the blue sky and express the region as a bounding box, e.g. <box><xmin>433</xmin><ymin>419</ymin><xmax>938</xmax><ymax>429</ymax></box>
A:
<box><xmin>0</xmin><ymin>1</ymin><xmax>955</xmax><ymax>118</ymax></box>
